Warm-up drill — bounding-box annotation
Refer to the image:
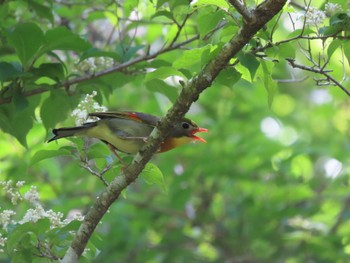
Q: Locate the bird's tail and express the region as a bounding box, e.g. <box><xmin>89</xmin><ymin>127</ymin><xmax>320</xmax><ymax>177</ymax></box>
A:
<box><xmin>48</xmin><ymin>123</ymin><xmax>96</xmax><ymax>142</ymax></box>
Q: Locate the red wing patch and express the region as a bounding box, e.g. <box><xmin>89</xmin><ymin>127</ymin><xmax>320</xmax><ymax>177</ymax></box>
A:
<box><xmin>127</xmin><ymin>112</ymin><xmax>143</xmax><ymax>122</ymax></box>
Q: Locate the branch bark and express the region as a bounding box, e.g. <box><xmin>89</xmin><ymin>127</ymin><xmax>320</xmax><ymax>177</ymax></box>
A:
<box><xmin>62</xmin><ymin>0</ymin><xmax>288</xmax><ymax>261</ymax></box>
<box><xmin>227</xmin><ymin>0</ymin><xmax>253</xmax><ymax>23</ymax></box>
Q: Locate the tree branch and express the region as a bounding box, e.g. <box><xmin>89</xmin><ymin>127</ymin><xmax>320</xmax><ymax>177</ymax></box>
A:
<box><xmin>227</xmin><ymin>0</ymin><xmax>253</xmax><ymax>23</ymax></box>
<box><xmin>62</xmin><ymin>0</ymin><xmax>287</xmax><ymax>262</ymax></box>
<box><xmin>286</xmin><ymin>58</ymin><xmax>350</xmax><ymax>97</ymax></box>
<box><xmin>0</xmin><ymin>36</ymin><xmax>199</xmax><ymax>105</ymax></box>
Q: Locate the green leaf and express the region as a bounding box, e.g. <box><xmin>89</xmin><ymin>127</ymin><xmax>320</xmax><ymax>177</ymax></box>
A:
<box><xmin>39</xmin><ymin>26</ymin><xmax>91</xmax><ymax>56</ymax></box>
<box><xmin>7</xmin><ymin>23</ymin><xmax>45</xmax><ymax>66</ymax></box>
<box><xmin>12</xmin><ymin>88</ymin><xmax>29</xmax><ymax>111</ymax></box>
<box><xmin>80</xmin><ymin>48</ymin><xmax>121</xmax><ymax>61</ymax></box>
<box><xmin>0</xmin><ymin>62</ymin><xmax>23</xmax><ymax>82</ymax></box>
<box><xmin>276</xmin><ymin>43</ymin><xmax>296</xmax><ymax>59</ymax></box>
<box><xmin>145</xmin><ymin>79</ymin><xmax>178</xmax><ymax>102</ymax></box>
<box><xmin>238</xmin><ymin>52</ymin><xmax>260</xmax><ymax>80</ymax></box>
<box><xmin>287</xmin><ymin>28</ymin><xmax>315</xmax><ymax>38</ymax></box>
<box><xmin>28</xmin><ymin>0</ymin><xmax>54</xmax><ymax>23</ymax></box>
<box><xmin>197</xmin><ymin>8</ymin><xmax>224</xmax><ymax>37</ymax></box>
<box><xmin>88</xmin><ymin>143</ymin><xmax>110</xmax><ymax>159</ymax></box>
<box><xmin>215</xmin><ymin>67</ymin><xmax>241</xmax><ymax>88</ymax></box>
<box><xmin>40</xmin><ymin>90</ymin><xmax>72</xmax><ymax>131</ymax></box>
<box><xmin>341</xmin><ymin>41</ymin><xmax>350</xmax><ymax>67</ymax></box>
<box><xmin>141</xmin><ymin>163</ymin><xmax>167</xmax><ymax>192</ymax></box>
<box><xmin>0</xmin><ymin>90</ymin><xmax>39</xmax><ymax>147</ymax></box>
<box><xmin>173</xmin><ymin>46</ymin><xmax>211</xmax><ymax>70</ymax></box>
<box><xmin>6</xmin><ymin>220</ymin><xmax>49</xmax><ymax>254</ymax></box>
<box><xmin>145</xmin><ymin>67</ymin><xmax>187</xmax><ymax>81</ymax></box>
<box><xmin>151</xmin><ymin>10</ymin><xmax>174</xmax><ymax>21</ymax></box>
<box><xmin>30</xmin><ymin>149</ymin><xmax>72</xmax><ymax>165</ymax></box>
<box><xmin>32</xmin><ymin>63</ymin><xmax>65</xmax><ymax>82</ymax></box>
<box><xmin>319</xmin><ymin>25</ymin><xmax>342</xmax><ymax>36</ymax></box>
<box><xmin>9</xmin><ymin>114</ymin><xmax>33</xmax><ymax>148</ymax></box>
<box><xmin>191</xmin><ymin>0</ymin><xmax>229</xmax><ymax>10</ymax></box>
<box><xmin>115</xmin><ymin>44</ymin><xmax>145</xmax><ymax>62</ymax></box>
<box><xmin>260</xmin><ymin>60</ymin><xmax>277</xmax><ymax>108</ymax></box>
<box><xmin>156</xmin><ymin>0</ymin><xmax>169</xmax><ymax>9</ymax></box>
<box><xmin>327</xmin><ymin>39</ymin><xmax>342</xmax><ymax>59</ymax></box>
<box><xmin>329</xmin><ymin>13</ymin><xmax>350</xmax><ymax>28</ymax></box>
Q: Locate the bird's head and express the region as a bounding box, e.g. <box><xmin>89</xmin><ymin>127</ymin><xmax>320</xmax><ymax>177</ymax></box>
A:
<box><xmin>160</xmin><ymin>118</ymin><xmax>208</xmax><ymax>152</ymax></box>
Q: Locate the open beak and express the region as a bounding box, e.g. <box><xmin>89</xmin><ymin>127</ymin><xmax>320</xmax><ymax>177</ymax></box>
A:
<box><xmin>191</xmin><ymin>127</ymin><xmax>208</xmax><ymax>143</ymax></box>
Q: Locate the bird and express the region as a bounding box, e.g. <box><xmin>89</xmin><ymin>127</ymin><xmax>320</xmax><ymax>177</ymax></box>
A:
<box><xmin>48</xmin><ymin>111</ymin><xmax>208</xmax><ymax>156</ymax></box>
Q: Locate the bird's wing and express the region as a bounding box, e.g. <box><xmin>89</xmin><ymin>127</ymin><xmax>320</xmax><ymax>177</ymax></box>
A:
<box><xmin>89</xmin><ymin>111</ymin><xmax>160</xmax><ymax>126</ymax></box>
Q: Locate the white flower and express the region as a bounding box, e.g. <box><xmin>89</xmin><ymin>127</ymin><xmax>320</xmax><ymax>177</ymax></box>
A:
<box><xmin>325</xmin><ymin>3</ymin><xmax>343</xmax><ymax>16</ymax></box>
<box><xmin>24</xmin><ymin>186</ymin><xmax>40</xmax><ymax>204</ymax></box>
<box><xmin>0</xmin><ymin>210</ymin><xmax>16</xmax><ymax>230</ymax></box>
<box><xmin>299</xmin><ymin>7</ymin><xmax>326</xmax><ymax>27</ymax></box>
<box><xmin>15</xmin><ymin>181</ymin><xmax>25</xmax><ymax>188</ymax></box>
<box><xmin>0</xmin><ymin>233</ymin><xmax>7</xmax><ymax>253</ymax></box>
<box><xmin>71</xmin><ymin>92</ymin><xmax>107</xmax><ymax>125</ymax></box>
<box><xmin>19</xmin><ymin>206</ymin><xmax>46</xmax><ymax>224</ymax></box>
<box><xmin>63</xmin><ymin>209</ymin><xmax>84</xmax><ymax>225</ymax></box>
<box><xmin>75</xmin><ymin>57</ymin><xmax>114</xmax><ymax>73</ymax></box>
<box><xmin>0</xmin><ymin>180</ymin><xmax>23</xmax><ymax>205</ymax></box>
<box><xmin>45</xmin><ymin>210</ymin><xmax>64</xmax><ymax>228</ymax></box>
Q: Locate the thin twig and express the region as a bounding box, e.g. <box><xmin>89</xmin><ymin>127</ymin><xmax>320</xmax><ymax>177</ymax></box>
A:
<box><xmin>169</xmin><ymin>13</ymin><xmax>192</xmax><ymax>47</ymax></box>
<box><xmin>80</xmin><ymin>162</ymin><xmax>110</xmax><ymax>187</ymax></box>
<box><xmin>286</xmin><ymin>58</ymin><xmax>350</xmax><ymax>97</ymax></box>
<box><xmin>80</xmin><ymin>155</ymin><xmax>110</xmax><ymax>187</ymax></box>
<box><xmin>0</xmin><ymin>35</ymin><xmax>199</xmax><ymax>105</ymax></box>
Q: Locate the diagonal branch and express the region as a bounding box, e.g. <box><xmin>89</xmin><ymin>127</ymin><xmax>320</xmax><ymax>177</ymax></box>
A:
<box><xmin>227</xmin><ymin>0</ymin><xmax>253</xmax><ymax>23</ymax></box>
<box><xmin>62</xmin><ymin>0</ymin><xmax>288</xmax><ymax>262</ymax></box>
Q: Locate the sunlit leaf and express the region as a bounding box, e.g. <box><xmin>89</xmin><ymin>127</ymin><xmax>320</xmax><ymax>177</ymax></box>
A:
<box><xmin>342</xmin><ymin>40</ymin><xmax>350</xmax><ymax>66</ymax></box>
<box><xmin>327</xmin><ymin>39</ymin><xmax>342</xmax><ymax>59</ymax></box>
<box><xmin>173</xmin><ymin>46</ymin><xmax>211</xmax><ymax>71</ymax></box>
<box><xmin>145</xmin><ymin>67</ymin><xmax>187</xmax><ymax>81</ymax></box>
<box><xmin>30</xmin><ymin>149</ymin><xmax>72</xmax><ymax>165</ymax></box>
<box><xmin>191</xmin><ymin>0</ymin><xmax>230</xmax><ymax>10</ymax></box>
<box><xmin>141</xmin><ymin>163</ymin><xmax>167</xmax><ymax>192</ymax></box>
<box><xmin>145</xmin><ymin>79</ymin><xmax>178</xmax><ymax>102</ymax></box>
<box><xmin>260</xmin><ymin>60</ymin><xmax>276</xmax><ymax>107</ymax></box>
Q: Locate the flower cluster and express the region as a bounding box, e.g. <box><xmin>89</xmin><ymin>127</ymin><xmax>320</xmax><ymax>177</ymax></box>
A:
<box><xmin>0</xmin><ymin>180</ymin><xmax>84</xmax><ymax>251</ymax></box>
<box><xmin>24</xmin><ymin>185</ymin><xmax>40</xmax><ymax>205</ymax></box>
<box><xmin>297</xmin><ymin>2</ymin><xmax>344</xmax><ymax>27</ymax></box>
<box><xmin>75</xmin><ymin>57</ymin><xmax>114</xmax><ymax>74</ymax></box>
<box><xmin>0</xmin><ymin>210</ymin><xmax>16</xmax><ymax>230</ymax></box>
<box><xmin>325</xmin><ymin>3</ymin><xmax>343</xmax><ymax>16</ymax></box>
<box><xmin>0</xmin><ymin>180</ymin><xmax>24</xmax><ymax>205</ymax></box>
<box><xmin>19</xmin><ymin>206</ymin><xmax>66</xmax><ymax>228</ymax></box>
<box><xmin>302</xmin><ymin>7</ymin><xmax>326</xmax><ymax>27</ymax></box>
<box><xmin>71</xmin><ymin>91</ymin><xmax>107</xmax><ymax>126</ymax></box>
<box><xmin>0</xmin><ymin>233</ymin><xmax>6</xmax><ymax>253</ymax></box>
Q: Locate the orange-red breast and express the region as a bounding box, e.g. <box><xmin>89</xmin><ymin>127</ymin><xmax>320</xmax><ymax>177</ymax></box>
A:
<box><xmin>48</xmin><ymin>111</ymin><xmax>208</xmax><ymax>154</ymax></box>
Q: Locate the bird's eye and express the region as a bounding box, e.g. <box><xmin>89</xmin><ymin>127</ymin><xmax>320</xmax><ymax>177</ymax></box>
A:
<box><xmin>182</xmin><ymin>122</ymin><xmax>190</xmax><ymax>129</ymax></box>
